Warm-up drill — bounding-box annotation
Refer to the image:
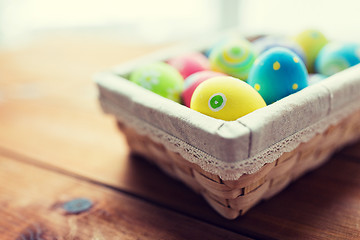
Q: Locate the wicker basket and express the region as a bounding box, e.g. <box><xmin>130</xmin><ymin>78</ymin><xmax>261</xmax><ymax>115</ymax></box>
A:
<box><xmin>95</xmin><ymin>39</ymin><xmax>360</xmax><ymax>219</ymax></box>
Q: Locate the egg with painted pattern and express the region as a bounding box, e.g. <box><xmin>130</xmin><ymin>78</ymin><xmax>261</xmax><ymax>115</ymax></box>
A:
<box><xmin>209</xmin><ymin>39</ymin><xmax>257</xmax><ymax>79</ymax></box>
<box><xmin>315</xmin><ymin>43</ymin><xmax>360</xmax><ymax>76</ymax></box>
<box><xmin>205</xmin><ymin>35</ymin><xmax>246</xmax><ymax>58</ymax></box>
<box><xmin>190</xmin><ymin>76</ymin><xmax>266</xmax><ymax>121</ymax></box>
<box><xmin>130</xmin><ymin>62</ymin><xmax>184</xmax><ymax>103</ymax></box>
<box><xmin>248</xmin><ymin>47</ymin><xmax>309</xmax><ymax>105</ymax></box>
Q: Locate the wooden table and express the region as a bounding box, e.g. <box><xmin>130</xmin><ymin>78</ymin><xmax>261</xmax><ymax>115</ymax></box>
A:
<box><xmin>1</xmin><ymin>33</ymin><xmax>360</xmax><ymax>240</ymax></box>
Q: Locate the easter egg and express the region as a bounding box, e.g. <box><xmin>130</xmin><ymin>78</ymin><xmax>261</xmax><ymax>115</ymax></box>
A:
<box><xmin>253</xmin><ymin>36</ymin><xmax>306</xmax><ymax>64</ymax></box>
<box><xmin>190</xmin><ymin>76</ymin><xmax>266</xmax><ymax>121</ymax></box>
<box><xmin>205</xmin><ymin>35</ymin><xmax>245</xmax><ymax>57</ymax></box>
<box><xmin>130</xmin><ymin>62</ymin><xmax>184</xmax><ymax>103</ymax></box>
<box><xmin>209</xmin><ymin>39</ymin><xmax>257</xmax><ymax>79</ymax></box>
<box><xmin>182</xmin><ymin>70</ymin><xmax>226</xmax><ymax>108</ymax></box>
<box><xmin>315</xmin><ymin>43</ymin><xmax>360</xmax><ymax>76</ymax></box>
<box><xmin>167</xmin><ymin>52</ymin><xmax>210</xmax><ymax>79</ymax></box>
<box><xmin>308</xmin><ymin>74</ymin><xmax>327</xmax><ymax>85</ymax></box>
<box><xmin>294</xmin><ymin>29</ymin><xmax>328</xmax><ymax>72</ymax></box>
<box><xmin>248</xmin><ymin>47</ymin><xmax>309</xmax><ymax>105</ymax></box>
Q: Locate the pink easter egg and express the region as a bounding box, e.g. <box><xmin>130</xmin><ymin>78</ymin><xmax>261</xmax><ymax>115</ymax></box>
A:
<box><xmin>167</xmin><ymin>52</ymin><xmax>210</xmax><ymax>79</ymax></box>
<box><xmin>182</xmin><ymin>70</ymin><xmax>226</xmax><ymax>107</ymax></box>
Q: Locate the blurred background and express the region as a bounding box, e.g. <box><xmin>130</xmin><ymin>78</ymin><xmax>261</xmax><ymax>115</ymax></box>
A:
<box><xmin>0</xmin><ymin>0</ymin><xmax>359</xmax><ymax>47</ymax></box>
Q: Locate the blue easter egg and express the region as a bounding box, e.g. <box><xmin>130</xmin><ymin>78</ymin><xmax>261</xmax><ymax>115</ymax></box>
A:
<box><xmin>248</xmin><ymin>47</ymin><xmax>309</xmax><ymax>104</ymax></box>
<box><xmin>315</xmin><ymin>43</ymin><xmax>360</xmax><ymax>76</ymax></box>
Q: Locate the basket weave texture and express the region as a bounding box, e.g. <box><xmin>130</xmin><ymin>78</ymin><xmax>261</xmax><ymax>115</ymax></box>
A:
<box><xmin>117</xmin><ymin>108</ymin><xmax>360</xmax><ymax>219</ymax></box>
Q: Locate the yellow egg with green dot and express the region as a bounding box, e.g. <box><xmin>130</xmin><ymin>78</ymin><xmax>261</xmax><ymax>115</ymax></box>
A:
<box><xmin>190</xmin><ymin>76</ymin><xmax>266</xmax><ymax>121</ymax></box>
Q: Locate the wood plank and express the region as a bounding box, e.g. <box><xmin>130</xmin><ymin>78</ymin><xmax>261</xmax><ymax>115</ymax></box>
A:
<box><xmin>3</xmin><ymin>144</ymin><xmax>360</xmax><ymax>240</ymax></box>
<box><xmin>0</xmin><ymin>155</ymin><xmax>250</xmax><ymax>240</ymax></box>
<box><xmin>0</xmin><ymin>146</ymin><xmax>215</xmax><ymax>219</ymax></box>
<box><xmin>0</xmin><ymin>34</ymin><xmax>166</xmax><ymax>189</ymax></box>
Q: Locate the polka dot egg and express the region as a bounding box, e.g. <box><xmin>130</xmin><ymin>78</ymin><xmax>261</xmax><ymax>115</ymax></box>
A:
<box><xmin>209</xmin><ymin>39</ymin><xmax>257</xmax><ymax>80</ymax></box>
<box><xmin>315</xmin><ymin>42</ymin><xmax>360</xmax><ymax>76</ymax></box>
<box><xmin>130</xmin><ymin>62</ymin><xmax>184</xmax><ymax>103</ymax></box>
<box><xmin>248</xmin><ymin>47</ymin><xmax>309</xmax><ymax>105</ymax></box>
<box><xmin>190</xmin><ymin>76</ymin><xmax>266</xmax><ymax>121</ymax></box>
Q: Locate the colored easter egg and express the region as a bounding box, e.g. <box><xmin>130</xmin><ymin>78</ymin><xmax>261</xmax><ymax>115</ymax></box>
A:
<box><xmin>315</xmin><ymin>43</ymin><xmax>360</xmax><ymax>76</ymax></box>
<box><xmin>205</xmin><ymin>35</ymin><xmax>247</xmax><ymax>57</ymax></box>
<box><xmin>209</xmin><ymin>39</ymin><xmax>257</xmax><ymax>79</ymax></box>
<box><xmin>294</xmin><ymin>29</ymin><xmax>328</xmax><ymax>72</ymax></box>
<box><xmin>182</xmin><ymin>70</ymin><xmax>226</xmax><ymax>108</ymax></box>
<box><xmin>167</xmin><ymin>52</ymin><xmax>210</xmax><ymax>79</ymax></box>
<box><xmin>190</xmin><ymin>76</ymin><xmax>266</xmax><ymax>121</ymax></box>
<box><xmin>205</xmin><ymin>37</ymin><xmax>230</xmax><ymax>57</ymax></box>
<box><xmin>253</xmin><ymin>36</ymin><xmax>306</xmax><ymax>64</ymax></box>
<box><xmin>248</xmin><ymin>47</ymin><xmax>309</xmax><ymax>105</ymax></box>
<box><xmin>308</xmin><ymin>74</ymin><xmax>327</xmax><ymax>85</ymax></box>
<box><xmin>129</xmin><ymin>62</ymin><xmax>184</xmax><ymax>103</ymax></box>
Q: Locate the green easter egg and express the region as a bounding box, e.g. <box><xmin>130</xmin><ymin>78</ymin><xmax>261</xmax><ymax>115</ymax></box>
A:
<box><xmin>209</xmin><ymin>39</ymin><xmax>257</xmax><ymax>80</ymax></box>
<box><xmin>130</xmin><ymin>62</ymin><xmax>184</xmax><ymax>103</ymax></box>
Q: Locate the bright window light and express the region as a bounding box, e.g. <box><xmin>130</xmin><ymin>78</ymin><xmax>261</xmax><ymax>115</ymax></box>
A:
<box><xmin>0</xmin><ymin>0</ymin><xmax>359</xmax><ymax>45</ymax></box>
<box><xmin>239</xmin><ymin>0</ymin><xmax>360</xmax><ymax>42</ymax></box>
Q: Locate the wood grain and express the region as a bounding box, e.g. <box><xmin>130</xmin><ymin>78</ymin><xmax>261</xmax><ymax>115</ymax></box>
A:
<box><xmin>0</xmin><ymin>155</ymin><xmax>250</xmax><ymax>240</ymax></box>
<box><xmin>3</xmin><ymin>138</ymin><xmax>360</xmax><ymax>239</ymax></box>
<box><xmin>1</xmin><ymin>33</ymin><xmax>360</xmax><ymax>239</ymax></box>
<box><xmin>0</xmin><ymin>33</ymin><xmax>165</xmax><ymax>187</ymax></box>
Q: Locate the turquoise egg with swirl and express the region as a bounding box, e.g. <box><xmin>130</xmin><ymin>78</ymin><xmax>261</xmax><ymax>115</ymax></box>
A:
<box><xmin>209</xmin><ymin>39</ymin><xmax>257</xmax><ymax>80</ymax></box>
<box><xmin>315</xmin><ymin>43</ymin><xmax>360</xmax><ymax>76</ymax></box>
